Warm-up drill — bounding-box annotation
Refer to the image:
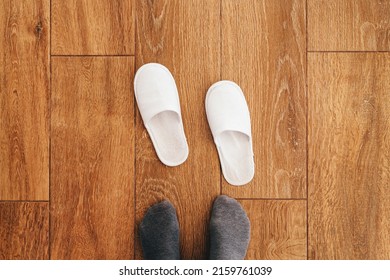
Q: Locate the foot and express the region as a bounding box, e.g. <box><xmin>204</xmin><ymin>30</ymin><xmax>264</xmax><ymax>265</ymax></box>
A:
<box><xmin>139</xmin><ymin>200</ymin><xmax>180</xmax><ymax>260</ymax></box>
<box><xmin>209</xmin><ymin>195</ymin><xmax>250</xmax><ymax>260</ymax></box>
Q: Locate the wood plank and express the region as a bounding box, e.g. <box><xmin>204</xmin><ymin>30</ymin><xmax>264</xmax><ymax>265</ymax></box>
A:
<box><xmin>51</xmin><ymin>57</ymin><xmax>135</xmax><ymax>259</ymax></box>
<box><xmin>135</xmin><ymin>0</ymin><xmax>221</xmax><ymax>259</ymax></box>
<box><xmin>221</xmin><ymin>0</ymin><xmax>306</xmax><ymax>198</ymax></box>
<box><xmin>52</xmin><ymin>0</ymin><xmax>135</xmax><ymax>55</ymax></box>
<box><xmin>0</xmin><ymin>202</ymin><xmax>49</xmax><ymax>260</ymax></box>
<box><xmin>0</xmin><ymin>0</ymin><xmax>49</xmax><ymax>200</ymax></box>
<box><xmin>308</xmin><ymin>0</ymin><xmax>390</xmax><ymax>51</ymax></box>
<box><xmin>241</xmin><ymin>200</ymin><xmax>307</xmax><ymax>259</ymax></box>
<box><xmin>308</xmin><ymin>53</ymin><xmax>390</xmax><ymax>259</ymax></box>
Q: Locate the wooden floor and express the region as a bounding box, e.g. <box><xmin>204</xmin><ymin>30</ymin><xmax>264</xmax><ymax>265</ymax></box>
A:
<box><xmin>0</xmin><ymin>0</ymin><xmax>389</xmax><ymax>260</ymax></box>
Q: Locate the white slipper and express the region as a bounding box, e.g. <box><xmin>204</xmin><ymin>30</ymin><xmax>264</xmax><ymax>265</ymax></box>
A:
<box><xmin>134</xmin><ymin>63</ymin><xmax>189</xmax><ymax>166</ymax></box>
<box><xmin>206</xmin><ymin>81</ymin><xmax>254</xmax><ymax>186</ymax></box>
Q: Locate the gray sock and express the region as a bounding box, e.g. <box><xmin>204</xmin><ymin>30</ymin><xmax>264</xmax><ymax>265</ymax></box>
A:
<box><xmin>139</xmin><ymin>200</ymin><xmax>180</xmax><ymax>260</ymax></box>
<box><xmin>209</xmin><ymin>195</ymin><xmax>250</xmax><ymax>260</ymax></box>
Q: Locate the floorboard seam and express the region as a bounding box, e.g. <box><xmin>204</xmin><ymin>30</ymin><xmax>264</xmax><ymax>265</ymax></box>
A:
<box><xmin>308</xmin><ymin>50</ymin><xmax>390</xmax><ymax>53</ymax></box>
<box><xmin>133</xmin><ymin>0</ymin><xmax>138</xmax><ymax>259</ymax></box>
<box><xmin>49</xmin><ymin>0</ymin><xmax>52</xmax><ymax>261</ymax></box>
<box><xmin>235</xmin><ymin>198</ymin><xmax>308</xmax><ymax>201</ymax></box>
<box><xmin>305</xmin><ymin>0</ymin><xmax>309</xmax><ymax>261</ymax></box>
<box><xmin>0</xmin><ymin>201</ymin><xmax>50</xmax><ymax>203</ymax></box>
<box><xmin>51</xmin><ymin>54</ymin><xmax>136</xmax><ymax>57</ymax></box>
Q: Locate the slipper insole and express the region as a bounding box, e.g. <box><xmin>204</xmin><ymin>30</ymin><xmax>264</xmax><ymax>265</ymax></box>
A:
<box><xmin>148</xmin><ymin>111</ymin><xmax>187</xmax><ymax>165</ymax></box>
<box><xmin>218</xmin><ymin>131</ymin><xmax>254</xmax><ymax>185</ymax></box>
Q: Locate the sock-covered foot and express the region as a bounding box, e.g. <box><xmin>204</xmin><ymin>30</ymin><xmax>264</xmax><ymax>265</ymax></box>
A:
<box><xmin>139</xmin><ymin>200</ymin><xmax>180</xmax><ymax>260</ymax></box>
<box><xmin>209</xmin><ymin>195</ymin><xmax>250</xmax><ymax>260</ymax></box>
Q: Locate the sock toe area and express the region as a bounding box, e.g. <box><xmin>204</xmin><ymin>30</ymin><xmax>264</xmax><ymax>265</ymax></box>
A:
<box><xmin>213</xmin><ymin>195</ymin><xmax>249</xmax><ymax>221</ymax></box>
<box><xmin>147</xmin><ymin>200</ymin><xmax>175</xmax><ymax>214</ymax></box>
<box><xmin>140</xmin><ymin>200</ymin><xmax>178</xmax><ymax>229</ymax></box>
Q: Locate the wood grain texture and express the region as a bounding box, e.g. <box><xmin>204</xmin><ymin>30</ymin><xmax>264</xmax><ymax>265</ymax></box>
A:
<box><xmin>52</xmin><ymin>0</ymin><xmax>135</xmax><ymax>55</ymax></box>
<box><xmin>135</xmin><ymin>0</ymin><xmax>221</xmax><ymax>259</ymax></box>
<box><xmin>241</xmin><ymin>200</ymin><xmax>307</xmax><ymax>259</ymax></box>
<box><xmin>0</xmin><ymin>202</ymin><xmax>49</xmax><ymax>260</ymax></box>
<box><xmin>0</xmin><ymin>0</ymin><xmax>49</xmax><ymax>200</ymax></box>
<box><xmin>51</xmin><ymin>57</ymin><xmax>134</xmax><ymax>259</ymax></box>
<box><xmin>308</xmin><ymin>53</ymin><xmax>390</xmax><ymax>259</ymax></box>
<box><xmin>308</xmin><ymin>0</ymin><xmax>390</xmax><ymax>51</ymax></box>
<box><xmin>221</xmin><ymin>0</ymin><xmax>306</xmax><ymax>198</ymax></box>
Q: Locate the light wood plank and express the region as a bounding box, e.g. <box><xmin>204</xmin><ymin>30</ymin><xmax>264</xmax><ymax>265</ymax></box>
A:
<box><xmin>241</xmin><ymin>200</ymin><xmax>307</xmax><ymax>259</ymax></box>
<box><xmin>308</xmin><ymin>53</ymin><xmax>390</xmax><ymax>259</ymax></box>
<box><xmin>0</xmin><ymin>0</ymin><xmax>49</xmax><ymax>200</ymax></box>
<box><xmin>135</xmin><ymin>0</ymin><xmax>221</xmax><ymax>259</ymax></box>
<box><xmin>0</xmin><ymin>202</ymin><xmax>49</xmax><ymax>260</ymax></box>
<box><xmin>51</xmin><ymin>57</ymin><xmax>135</xmax><ymax>259</ymax></box>
<box><xmin>222</xmin><ymin>0</ymin><xmax>306</xmax><ymax>198</ymax></box>
<box><xmin>52</xmin><ymin>0</ymin><xmax>135</xmax><ymax>55</ymax></box>
<box><xmin>308</xmin><ymin>0</ymin><xmax>390</xmax><ymax>51</ymax></box>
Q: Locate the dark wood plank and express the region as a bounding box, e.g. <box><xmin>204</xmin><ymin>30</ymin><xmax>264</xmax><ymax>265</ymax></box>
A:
<box><xmin>308</xmin><ymin>0</ymin><xmax>390</xmax><ymax>51</ymax></box>
<box><xmin>241</xmin><ymin>200</ymin><xmax>307</xmax><ymax>259</ymax></box>
<box><xmin>52</xmin><ymin>0</ymin><xmax>135</xmax><ymax>55</ymax></box>
<box><xmin>0</xmin><ymin>0</ymin><xmax>49</xmax><ymax>200</ymax></box>
<box><xmin>308</xmin><ymin>53</ymin><xmax>390</xmax><ymax>259</ymax></box>
<box><xmin>135</xmin><ymin>0</ymin><xmax>221</xmax><ymax>259</ymax></box>
<box><xmin>51</xmin><ymin>57</ymin><xmax>135</xmax><ymax>259</ymax></box>
<box><xmin>0</xmin><ymin>202</ymin><xmax>49</xmax><ymax>260</ymax></box>
<box><xmin>222</xmin><ymin>0</ymin><xmax>307</xmax><ymax>198</ymax></box>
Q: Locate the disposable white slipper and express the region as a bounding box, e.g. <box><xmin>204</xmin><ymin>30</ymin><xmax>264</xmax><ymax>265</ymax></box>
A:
<box><xmin>206</xmin><ymin>81</ymin><xmax>254</xmax><ymax>186</ymax></box>
<box><xmin>134</xmin><ymin>63</ymin><xmax>189</xmax><ymax>166</ymax></box>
